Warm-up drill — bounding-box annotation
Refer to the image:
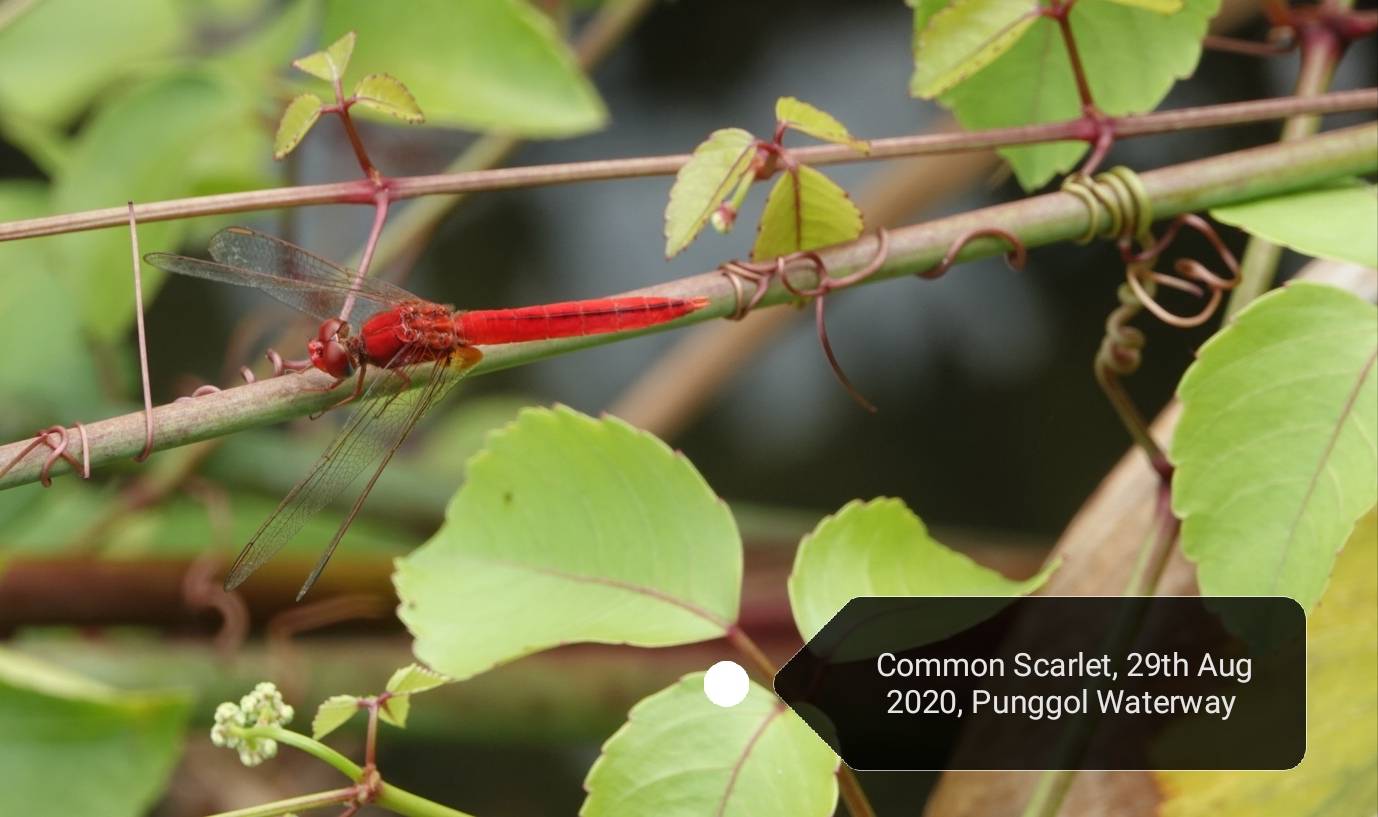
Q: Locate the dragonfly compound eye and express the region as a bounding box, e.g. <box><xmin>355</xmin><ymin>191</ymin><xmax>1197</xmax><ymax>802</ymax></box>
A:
<box><xmin>308</xmin><ymin>338</ymin><xmax>353</xmax><ymax>378</ymax></box>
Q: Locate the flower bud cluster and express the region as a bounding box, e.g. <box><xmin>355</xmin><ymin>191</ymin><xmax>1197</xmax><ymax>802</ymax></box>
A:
<box><xmin>210</xmin><ymin>682</ymin><xmax>296</xmax><ymax>766</ymax></box>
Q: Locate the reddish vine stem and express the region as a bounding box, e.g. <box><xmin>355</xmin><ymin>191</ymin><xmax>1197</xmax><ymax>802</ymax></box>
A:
<box><xmin>0</xmin><ymin>90</ymin><xmax>1372</xmax><ymax>242</ymax></box>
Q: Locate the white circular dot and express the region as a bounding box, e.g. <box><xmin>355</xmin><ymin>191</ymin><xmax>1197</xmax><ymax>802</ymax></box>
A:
<box><xmin>703</xmin><ymin>660</ymin><xmax>750</xmax><ymax>708</ymax></box>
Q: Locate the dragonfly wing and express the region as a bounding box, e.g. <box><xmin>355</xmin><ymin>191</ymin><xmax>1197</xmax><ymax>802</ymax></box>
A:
<box><xmin>223</xmin><ymin>351</ymin><xmax>472</xmax><ymax>593</ymax></box>
<box><xmin>210</xmin><ymin>227</ymin><xmax>419</xmax><ymax>319</ymax></box>
<box><xmin>144</xmin><ymin>227</ymin><xmax>419</xmax><ymax>323</ymax></box>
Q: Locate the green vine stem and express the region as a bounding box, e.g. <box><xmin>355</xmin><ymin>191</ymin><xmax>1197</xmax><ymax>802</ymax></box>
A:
<box><xmin>0</xmin><ymin>90</ymin><xmax>1372</xmax><ymax>242</ymax></box>
<box><xmin>1</xmin><ymin>123</ymin><xmax>1374</xmax><ymax>489</ymax></box>
<box><xmin>228</xmin><ymin>726</ymin><xmax>477</xmax><ymax>817</ymax></box>
<box><xmin>1224</xmin><ymin>0</ymin><xmax>1355</xmax><ymax>318</ymax></box>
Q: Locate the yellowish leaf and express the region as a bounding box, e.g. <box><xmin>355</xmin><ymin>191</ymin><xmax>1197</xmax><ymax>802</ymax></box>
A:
<box><xmin>273</xmin><ymin>93</ymin><xmax>323</xmax><ymax>159</ymax></box>
<box><xmin>775</xmin><ymin>97</ymin><xmax>868</xmax><ymax>153</ymax></box>
<box><xmin>293</xmin><ymin>31</ymin><xmax>356</xmax><ymax>83</ymax></box>
<box><xmin>352</xmin><ymin>73</ymin><xmax>424</xmax><ymax>123</ymax></box>
<box><xmin>752</xmin><ymin>165</ymin><xmax>863</xmax><ymax>261</ymax></box>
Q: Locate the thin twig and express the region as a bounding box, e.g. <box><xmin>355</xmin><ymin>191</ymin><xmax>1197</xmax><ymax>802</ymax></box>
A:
<box><xmin>1</xmin><ymin>123</ymin><xmax>1374</xmax><ymax>490</ymax></box>
<box><xmin>0</xmin><ymin>89</ymin><xmax>1373</xmax><ymax>242</ymax></box>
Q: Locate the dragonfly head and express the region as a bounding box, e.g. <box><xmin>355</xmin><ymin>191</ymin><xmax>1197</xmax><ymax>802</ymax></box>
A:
<box><xmin>308</xmin><ymin>318</ymin><xmax>354</xmax><ymax>378</ymax></box>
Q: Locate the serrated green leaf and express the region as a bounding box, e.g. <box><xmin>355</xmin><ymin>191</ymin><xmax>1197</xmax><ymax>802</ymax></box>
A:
<box><xmin>1157</xmin><ymin>508</ymin><xmax>1377</xmax><ymax>816</ymax></box>
<box><xmin>789</xmin><ymin>498</ymin><xmax>1055</xmax><ymax>641</ymax></box>
<box><xmin>580</xmin><ymin>674</ymin><xmax>837</xmax><ymax>817</ymax></box>
<box><xmin>930</xmin><ymin>0</ymin><xmax>1219</xmax><ymax>189</ymax></box>
<box><xmin>1211</xmin><ymin>182</ymin><xmax>1378</xmax><ymax>269</ymax></box>
<box><xmin>664</xmin><ymin>128</ymin><xmax>757</xmax><ymax>258</ymax></box>
<box><xmin>1093</xmin><ymin>0</ymin><xmax>1184</xmax><ymax>11</ymax></box>
<box><xmin>321</xmin><ymin>0</ymin><xmax>605</xmax><ymax>135</ymax></box>
<box><xmin>311</xmin><ymin>694</ymin><xmax>360</xmax><ymax>739</ymax></box>
<box><xmin>752</xmin><ymin>165</ymin><xmax>864</xmax><ymax>262</ymax></box>
<box><xmin>775</xmin><ymin>97</ymin><xmax>868</xmax><ymax>153</ymax></box>
<box><xmin>1172</xmin><ymin>283</ymin><xmax>1378</xmax><ymax>612</ymax></box>
<box><xmin>378</xmin><ymin>694</ymin><xmax>411</xmax><ymax>728</ymax></box>
<box><xmin>293</xmin><ymin>30</ymin><xmax>356</xmax><ymax>82</ymax></box>
<box><xmin>273</xmin><ymin>93</ymin><xmax>323</xmax><ymax>159</ymax></box>
<box><xmin>52</xmin><ymin>71</ymin><xmax>272</xmax><ymax>341</ymax></box>
<box><xmin>0</xmin><ymin>648</ymin><xmax>190</xmax><ymax>817</ymax></box>
<box><xmin>352</xmin><ymin>73</ymin><xmax>424</xmax><ymax>123</ymax></box>
<box><xmin>396</xmin><ymin>406</ymin><xmax>742</xmax><ymax>682</ymax></box>
<box><xmin>912</xmin><ymin>0</ymin><xmax>1040</xmax><ymax>98</ymax></box>
<box><xmin>385</xmin><ymin>663</ymin><xmax>450</xmax><ymax>695</ymax></box>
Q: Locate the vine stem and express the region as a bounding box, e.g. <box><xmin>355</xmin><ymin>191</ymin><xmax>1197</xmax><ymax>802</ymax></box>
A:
<box><xmin>726</xmin><ymin>624</ymin><xmax>878</xmax><ymax>817</ymax></box>
<box><xmin>0</xmin><ymin>89</ymin><xmax>1372</xmax><ymax>242</ymax></box>
<box><xmin>236</xmin><ymin>726</ymin><xmax>477</xmax><ymax>817</ymax></box>
<box><xmin>1</xmin><ymin>122</ymin><xmax>1373</xmax><ymax>489</ymax></box>
<box><xmin>1225</xmin><ymin>3</ymin><xmax>1353</xmax><ymax>318</ymax></box>
<box><xmin>202</xmin><ymin>786</ymin><xmax>358</xmax><ymax>817</ymax></box>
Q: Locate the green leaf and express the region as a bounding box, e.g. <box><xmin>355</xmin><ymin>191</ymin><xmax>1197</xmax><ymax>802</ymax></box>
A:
<box><xmin>789</xmin><ymin>498</ymin><xmax>1055</xmax><ymax>641</ymax></box>
<box><xmin>352</xmin><ymin>73</ymin><xmax>425</xmax><ymax>123</ymax></box>
<box><xmin>321</xmin><ymin>0</ymin><xmax>605</xmax><ymax>136</ymax></box>
<box><xmin>386</xmin><ymin>663</ymin><xmax>451</xmax><ymax>696</ymax></box>
<box><xmin>1211</xmin><ymin>182</ymin><xmax>1378</xmax><ymax>269</ymax></box>
<box><xmin>930</xmin><ymin>0</ymin><xmax>1219</xmax><ymax>189</ymax></box>
<box><xmin>273</xmin><ymin>93</ymin><xmax>324</xmax><ymax>159</ymax></box>
<box><xmin>664</xmin><ymin>128</ymin><xmax>758</xmax><ymax>258</ymax></box>
<box><xmin>52</xmin><ymin>71</ymin><xmax>271</xmax><ymax>341</ymax></box>
<box><xmin>1093</xmin><ymin>0</ymin><xmax>1185</xmax><ymax>12</ymax></box>
<box><xmin>311</xmin><ymin>694</ymin><xmax>360</xmax><ymax>739</ymax></box>
<box><xmin>911</xmin><ymin>0</ymin><xmax>1040</xmax><ymax>98</ymax></box>
<box><xmin>775</xmin><ymin>97</ymin><xmax>868</xmax><ymax>153</ymax></box>
<box><xmin>396</xmin><ymin>406</ymin><xmax>742</xmax><ymax>682</ymax></box>
<box><xmin>292</xmin><ymin>30</ymin><xmax>356</xmax><ymax>83</ymax></box>
<box><xmin>0</xmin><ymin>648</ymin><xmax>190</xmax><ymax>817</ymax></box>
<box><xmin>1156</xmin><ymin>507</ymin><xmax>1377</xmax><ymax>816</ymax></box>
<box><xmin>0</xmin><ymin>0</ymin><xmax>186</xmax><ymax>128</ymax></box>
<box><xmin>379</xmin><ymin>694</ymin><xmax>410</xmax><ymax>728</ymax></box>
<box><xmin>752</xmin><ymin>165</ymin><xmax>864</xmax><ymax>262</ymax></box>
<box><xmin>581</xmin><ymin>674</ymin><xmax>837</xmax><ymax>817</ymax></box>
<box><xmin>1172</xmin><ymin>283</ymin><xmax>1378</xmax><ymax>612</ymax></box>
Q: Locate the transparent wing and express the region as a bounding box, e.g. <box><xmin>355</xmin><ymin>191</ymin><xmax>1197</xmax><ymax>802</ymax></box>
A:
<box><xmin>223</xmin><ymin>349</ymin><xmax>476</xmax><ymax>597</ymax></box>
<box><xmin>145</xmin><ymin>227</ymin><xmax>419</xmax><ymax>322</ymax></box>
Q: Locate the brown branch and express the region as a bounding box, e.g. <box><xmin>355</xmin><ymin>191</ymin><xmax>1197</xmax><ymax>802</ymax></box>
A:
<box><xmin>1</xmin><ymin>89</ymin><xmax>1373</xmax><ymax>242</ymax></box>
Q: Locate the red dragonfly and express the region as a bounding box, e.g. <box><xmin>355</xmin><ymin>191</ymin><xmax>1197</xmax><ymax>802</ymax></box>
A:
<box><xmin>147</xmin><ymin>227</ymin><xmax>706</xmax><ymax>598</ymax></box>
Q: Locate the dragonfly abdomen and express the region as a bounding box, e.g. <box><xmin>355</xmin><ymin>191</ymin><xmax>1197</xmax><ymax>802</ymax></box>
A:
<box><xmin>455</xmin><ymin>296</ymin><xmax>709</xmax><ymax>345</ymax></box>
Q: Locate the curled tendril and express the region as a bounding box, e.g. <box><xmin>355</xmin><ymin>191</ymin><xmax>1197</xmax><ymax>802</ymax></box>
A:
<box><xmin>719</xmin><ymin>230</ymin><xmax>891</xmax><ymax>411</ymax></box>
<box><xmin>1122</xmin><ymin>214</ymin><xmax>1241</xmax><ymax>328</ymax></box>
<box><xmin>0</xmin><ymin>423</ymin><xmax>91</xmax><ymax>487</ymax></box>
<box><xmin>916</xmin><ymin>227</ymin><xmax>1027</xmax><ymax>280</ymax></box>
<box><xmin>177</xmin><ymin>349</ymin><xmax>313</xmax><ymax>401</ymax></box>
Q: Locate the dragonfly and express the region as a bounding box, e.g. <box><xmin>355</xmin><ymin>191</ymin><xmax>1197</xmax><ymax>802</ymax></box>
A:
<box><xmin>147</xmin><ymin>227</ymin><xmax>707</xmax><ymax>599</ymax></box>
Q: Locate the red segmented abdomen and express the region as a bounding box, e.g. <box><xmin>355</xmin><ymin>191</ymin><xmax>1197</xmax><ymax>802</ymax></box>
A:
<box><xmin>454</xmin><ymin>296</ymin><xmax>709</xmax><ymax>345</ymax></box>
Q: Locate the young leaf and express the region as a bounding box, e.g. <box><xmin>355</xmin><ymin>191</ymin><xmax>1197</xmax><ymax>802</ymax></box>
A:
<box><xmin>911</xmin><ymin>0</ymin><xmax>1041</xmax><ymax>98</ymax></box>
<box><xmin>0</xmin><ymin>648</ymin><xmax>190</xmax><ymax>817</ymax></box>
<box><xmin>930</xmin><ymin>0</ymin><xmax>1219</xmax><ymax>189</ymax></box>
<box><xmin>752</xmin><ymin>165</ymin><xmax>863</xmax><ymax>262</ymax></box>
<box><xmin>378</xmin><ymin>695</ymin><xmax>411</xmax><ymax>729</ymax></box>
<box><xmin>581</xmin><ymin>675</ymin><xmax>838</xmax><ymax>817</ymax></box>
<box><xmin>273</xmin><ymin>93</ymin><xmax>324</xmax><ymax>159</ymax></box>
<box><xmin>1211</xmin><ymin>182</ymin><xmax>1378</xmax><ymax>269</ymax></box>
<box><xmin>775</xmin><ymin>97</ymin><xmax>868</xmax><ymax>153</ymax></box>
<box><xmin>1172</xmin><ymin>283</ymin><xmax>1378</xmax><ymax>612</ymax></box>
<box><xmin>396</xmin><ymin>406</ymin><xmax>742</xmax><ymax>682</ymax></box>
<box><xmin>664</xmin><ymin>128</ymin><xmax>757</xmax><ymax>258</ymax></box>
<box><xmin>789</xmin><ymin>498</ymin><xmax>1055</xmax><ymax>641</ymax></box>
<box><xmin>352</xmin><ymin>73</ymin><xmax>424</xmax><ymax>123</ymax></box>
<box><xmin>1156</xmin><ymin>508</ymin><xmax>1377</xmax><ymax>816</ymax></box>
<box><xmin>321</xmin><ymin>0</ymin><xmax>605</xmax><ymax>136</ymax></box>
<box><xmin>292</xmin><ymin>30</ymin><xmax>356</xmax><ymax>83</ymax></box>
<box><xmin>311</xmin><ymin>694</ymin><xmax>360</xmax><ymax>740</ymax></box>
<box><xmin>386</xmin><ymin>663</ymin><xmax>451</xmax><ymax>695</ymax></box>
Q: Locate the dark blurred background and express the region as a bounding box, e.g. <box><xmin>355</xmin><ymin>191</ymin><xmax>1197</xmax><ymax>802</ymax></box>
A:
<box><xmin>0</xmin><ymin>0</ymin><xmax>1373</xmax><ymax>814</ymax></box>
